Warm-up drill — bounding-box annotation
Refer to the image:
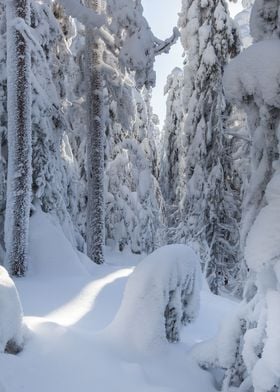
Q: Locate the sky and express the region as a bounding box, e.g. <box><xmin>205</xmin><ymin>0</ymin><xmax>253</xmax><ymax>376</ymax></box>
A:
<box><xmin>142</xmin><ymin>0</ymin><xmax>244</xmax><ymax>127</ymax></box>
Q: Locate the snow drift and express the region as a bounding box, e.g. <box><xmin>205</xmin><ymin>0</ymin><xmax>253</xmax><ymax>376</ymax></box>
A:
<box><xmin>105</xmin><ymin>244</ymin><xmax>202</xmax><ymax>355</ymax></box>
<box><xmin>0</xmin><ymin>266</ymin><xmax>23</xmax><ymax>353</ymax></box>
<box><xmin>28</xmin><ymin>208</ymin><xmax>87</xmax><ymax>277</ymax></box>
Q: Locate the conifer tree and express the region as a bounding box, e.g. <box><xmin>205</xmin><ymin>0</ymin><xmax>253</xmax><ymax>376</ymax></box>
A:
<box><xmin>65</xmin><ymin>0</ymin><xmax>176</xmax><ymax>257</ymax></box>
<box><xmin>175</xmin><ymin>0</ymin><xmax>240</xmax><ymax>292</ymax></box>
<box><xmin>160</xmin><ymin>68</ymin><xmax>184</xmax><ymax>208</ymax></box>
<box><xmin>196</xmin><ymin>2</ymin><xmax>280</xmax><ymax>390</ymax></box>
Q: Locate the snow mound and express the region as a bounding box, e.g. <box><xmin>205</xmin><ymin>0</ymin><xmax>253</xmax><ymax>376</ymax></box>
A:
<box><xmin>223</xmin><ymin>39</ymin><xmax>280</xmax><ymax>108</ymax></box>
<box><xmin>0</xmin><ymin>266</ymin><xmax>23</xmax><ymax>353</ymax></box>
<box><xmin>29</xmin><ymin>209</ymin><xmax>87</xmax><ymax>277</ymax></box>
<box><xmin>105</xmin><ymin>244</ymin><xmax>202</xmax><ymax>355</ymax></box>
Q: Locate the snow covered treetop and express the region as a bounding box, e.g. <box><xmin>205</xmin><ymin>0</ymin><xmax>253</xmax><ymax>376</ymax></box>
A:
<box><xmin>223</xmin><ymin>39</ymin><xmax>280</xmax><ymax>108</ymax></box>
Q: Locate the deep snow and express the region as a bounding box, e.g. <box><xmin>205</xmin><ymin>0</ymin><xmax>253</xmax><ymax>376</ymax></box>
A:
<box><xmin>0</xmin><ymin>210</ymin><xmax>237</xmax><ymax>392</ymax></box>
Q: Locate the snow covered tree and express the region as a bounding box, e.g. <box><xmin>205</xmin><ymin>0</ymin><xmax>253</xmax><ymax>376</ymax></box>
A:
<box><xmin>104</xmin><ymin>82</ymin><xmax>165</xmax><ymax>253</ymax></box>
<box><xmin>29</xmin><ymin>2</ymin><xmax>81</xmax><ymax>245</ymax></box>
<box><xmin>160</xmin><ymin>67</ymin><xmax>184</xmax><ymax>209</ymax></box>
<box><xmin>62</xmin><ymin>0</ymin><xmax>176</xmax><ymax>256</ymax></box>
<box><xmin>195</xmin><ymin>2</ymin><xmax>280</xmax><ymax>390</ymax></box>
<box><xmin>0</xmin><ymin>1</ymin><xmax>91</xmax><ymax>267</ymax></box>
<box><xmin>0</xmin><ymin>0</ymin><xmax>175</xmax><ymax>268</ymax></box>
<box><xmin>5</xmin><ymin>0</ymin><xmax>32</xmax><ymax>276</ymax></box>
<box><xmin>173</xmin><ymin>0</ymin><xmax>240</xmax><ymax>293</ymax></box>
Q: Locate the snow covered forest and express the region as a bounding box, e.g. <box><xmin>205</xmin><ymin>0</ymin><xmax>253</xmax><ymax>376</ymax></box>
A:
<box><xmin>0</xmin><ymin>0</ymin><xmax>280</xmax><ymax>391</ymax></box>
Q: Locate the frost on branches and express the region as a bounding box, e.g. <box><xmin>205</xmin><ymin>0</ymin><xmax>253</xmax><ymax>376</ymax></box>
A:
<box><xmin>84</xmin><ymin>0</ymin><xmax>106</xmax><ymax>264</ymax></box>
<box><xmin>5</xmin><ymin>0</ymin><xmax>32</xmax><ymax>276</ymax></box>
<box><xmin>106</xmin><ymin>245</ymin><xmax>202</xmax><ymax>354</ymax></box>
<box><xmin>0</xmin><ymin>4</ymin><xmax>8</xmax><ymax>265</ymax></box>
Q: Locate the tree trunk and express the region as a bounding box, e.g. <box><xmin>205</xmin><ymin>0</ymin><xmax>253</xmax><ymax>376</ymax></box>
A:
<box><xmin>85</xmin><ymin>0</ymin><xmax>105</xmax><ymax>264</ymax></box>
<box><xmin>5</xmin><ymin>0</ymin><xmax>32</xmax><ymax>276</ymax></box>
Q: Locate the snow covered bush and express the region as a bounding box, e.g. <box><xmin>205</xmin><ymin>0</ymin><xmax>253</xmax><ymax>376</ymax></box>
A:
<box><xmin>0</xmin><ymin>266</ymin><xmax>23</xmax><ymax>354</ymax></box>
<box><xmin>107</xmin><ymin>245</ymin><xmax>202</xmax><ymax>354</ymax></box>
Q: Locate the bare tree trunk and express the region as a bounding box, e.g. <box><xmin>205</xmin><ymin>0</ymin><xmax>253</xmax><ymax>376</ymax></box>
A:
<box><xmin>5</xmin><ymin>0</ymin><xmax>32</xmax><ymax>276</ymax></box>
<box><xmin>85</xmin><ymin>0</ymin><xmax>105</xmax><ymax>264</ymax></box>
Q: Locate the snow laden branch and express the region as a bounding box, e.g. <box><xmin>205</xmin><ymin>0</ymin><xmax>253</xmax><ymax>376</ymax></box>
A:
<box><xmin>105</xmin><ymin>245</ymin><xmax>202</xmax><ymax>354</ymax></box>
<box><xmin>58</xmin><ymin>0</ymin><xmax>106</xmax><ymax>28</ymax></box>
<box><xmin>154</xmin><ymin>27</ymin><xmax>180</xmax><ymax>56</ymax></box>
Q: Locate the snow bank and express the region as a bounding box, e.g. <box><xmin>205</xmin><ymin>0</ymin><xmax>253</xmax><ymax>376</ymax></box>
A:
<box><xmin>105</xmin><ymin>245</ymin><xmax>202</xmax><ymax>355</ymax></box>
<box><xmin>0</xmin><ymin>266</ymin><xmax>23</xmax><ymax>353</ymax></box>
<box><xmin>223</xmin><ymin>39</ymin><xmax>280</xmax><ymax>108</ymax></box>
<box><xmin>29</xmin><ymin>209</ymin><xmax>87</xmax><ymax>277</ymax></box>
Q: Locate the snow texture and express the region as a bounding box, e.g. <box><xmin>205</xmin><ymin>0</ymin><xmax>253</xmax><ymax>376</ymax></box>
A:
<box><xmin>105</xmin><ymin>244</ymin><xmax>202</xmax><ymax>355</ymax></box>
<box><xmin>0</xmin><ymin>266</ymin><xmax>23</xmax><ymax>353</ymax></box>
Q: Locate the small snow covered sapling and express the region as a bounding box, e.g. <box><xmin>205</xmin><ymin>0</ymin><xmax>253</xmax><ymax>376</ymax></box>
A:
<box><xmin>107</xmin><ymin>245</ymin><xmax>202</xmax><ymax>354</ymax></box>
<box><xmin>0</xmin><ymin>266</ymin><xmax>23</xmax><ymax>354</ymax></box>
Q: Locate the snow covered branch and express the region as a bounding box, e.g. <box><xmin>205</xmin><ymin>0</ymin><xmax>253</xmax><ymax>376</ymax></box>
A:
<box><xmin>58</xmin><ymin>0</ymin><xmax>106</xmax><ymax>28</ymax></box>
<box><xmin>154</xmin><ymin>27</ymin><xmax>180</xmax><ymax>56</ymax></box>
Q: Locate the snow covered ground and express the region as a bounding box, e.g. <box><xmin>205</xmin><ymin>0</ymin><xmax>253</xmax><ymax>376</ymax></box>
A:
<box><xmin>0</xmin><ymin>211</ymin><xmax>238</xmax><ymax>392</ymax></box>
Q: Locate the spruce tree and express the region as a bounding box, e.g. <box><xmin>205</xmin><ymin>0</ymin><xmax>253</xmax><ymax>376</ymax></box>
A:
<box><xmin>160</xmin><ymin>68</ymin><xmax>184</xmax><ymax>208</ymax></box>
<box><xmin>176</xmin><ymin>0</ymin><xmax>240</xmax><ymax>293</ymax></box>
<box><xmin>196</xmin><ymin>2</ymin><xmax>280</xmax><ymax>390</ymax></box>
